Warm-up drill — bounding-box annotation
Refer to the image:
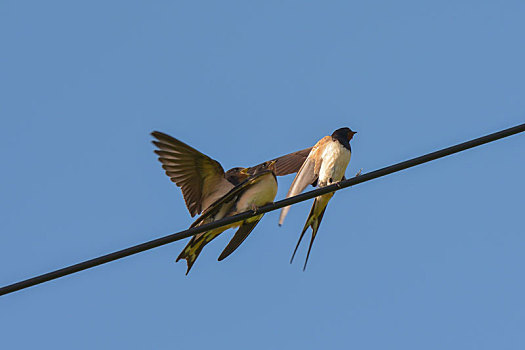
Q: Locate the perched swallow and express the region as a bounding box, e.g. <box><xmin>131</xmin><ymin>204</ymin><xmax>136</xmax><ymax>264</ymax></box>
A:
<box><xmin>176</xmin><ymin>164</ymin><xmax>278</xmax><ymax>274</ymax></box>
<box><xmin>151</xmin><ymin>131</ymin><xmax>311</xmax><ymax>217</ymax></box>
<box><xmin>278</xmin><ymin>127</ymin><xmax>357</xmax><ymax>270</ymax></box>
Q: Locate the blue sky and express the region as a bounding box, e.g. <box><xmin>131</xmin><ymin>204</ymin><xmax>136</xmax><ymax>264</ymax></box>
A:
<box><xmin>1</xmin><ymin>1</ymin><xmax>525</xmax><ymax>349</ymax></box>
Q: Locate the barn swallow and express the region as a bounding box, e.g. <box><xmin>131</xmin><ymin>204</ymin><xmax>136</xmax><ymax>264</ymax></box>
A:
<box><xmin>151</xmin><ymin>131</ymin><xmax>311</xmax><ymax>217</ymax></box>
<box><xmin>176</xmin><ymin>164</ymin><xmax>278</xmax><ymax>274</ymax></box>
<box><xmin>278</xmin><ymin>127</ymin><xmax>356</xmax><ymax>270</ymax></box>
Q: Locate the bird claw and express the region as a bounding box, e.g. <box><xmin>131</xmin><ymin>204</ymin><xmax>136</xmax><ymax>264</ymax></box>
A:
<box><xmin>354</xmin><ymin>168</ymin><xmax>363</xmax><ymax>177</ymax></box>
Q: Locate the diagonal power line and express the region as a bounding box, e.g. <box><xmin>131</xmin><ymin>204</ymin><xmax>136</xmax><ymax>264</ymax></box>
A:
<box><xmin>1</xmin><ymin>122</ymin><xmax>524</xmax><ymax>296</ymax></box>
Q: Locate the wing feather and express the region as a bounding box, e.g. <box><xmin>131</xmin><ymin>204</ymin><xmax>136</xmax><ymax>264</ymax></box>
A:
<box><xmin>189</xmin><ymin>171</ymin><xmax>271</xmax><ymax>228</ymax></box>
<box><xmin>151</xmin><ymin>131</ymin><xmax>231</xmax><ymax>217</ymax></box>
<box><xmin>278</xmin><ymin>136</ymin><xmax>330</xmax><ymax>225</ymax></box>
<box><xmin>217</xmin><ymin>217</ymin><xmax>262</xmax><ymax>261</ymax></box>
<box><xmin>246</xmin><ymin>147</ymin><xmax>313</xmax><ymax>176</ymax></box>
<box><xmin>177</xmin><ymin>172</ymin><xmax>273</xmax><ymax>273</ymax></box>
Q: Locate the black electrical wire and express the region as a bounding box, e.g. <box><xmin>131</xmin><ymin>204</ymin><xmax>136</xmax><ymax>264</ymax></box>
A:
<box><xmin>1</xmin><ymin>122</ymin><xmax>524</xmax><ymax>296</ymax></box>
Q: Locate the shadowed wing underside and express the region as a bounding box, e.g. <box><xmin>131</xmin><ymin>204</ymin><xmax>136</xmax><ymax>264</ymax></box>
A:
<box><xmin>151</xmin><ymin>131</ymin><xmax>233</xmax><ymax>217</ymax></box>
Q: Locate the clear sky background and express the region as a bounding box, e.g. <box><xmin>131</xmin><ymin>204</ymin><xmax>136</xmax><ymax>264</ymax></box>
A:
<box><xmin>1</xmin><ymin>1</ymin><xmax>525</xmax><ymax>349</ymax></box>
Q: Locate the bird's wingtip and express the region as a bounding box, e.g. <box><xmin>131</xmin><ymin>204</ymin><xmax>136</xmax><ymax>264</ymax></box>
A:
<box><xmin>185</xmin><ymin>261</ymin><xmax>194</xmax><ymax>275</ymax></box>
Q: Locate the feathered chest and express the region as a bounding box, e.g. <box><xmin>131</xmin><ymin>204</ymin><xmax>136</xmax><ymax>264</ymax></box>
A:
<box><xmin>234</xmin><ymin>173</ymin><xmax>278</xmax><ymax>212</ymax></box>
<box><xmin>318</xmin><ymin>140</ymin><xmax>352</xmax><ymax>185</ymax></box>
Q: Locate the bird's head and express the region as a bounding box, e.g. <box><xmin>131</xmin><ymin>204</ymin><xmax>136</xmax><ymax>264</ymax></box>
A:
<box><xmin>264</xmin><ymin>159</ymin><xmax>277</xmax><ymax>173</ymax></box>
<box><xmin>332</xmin><ymin>127</ymin><xmax>357</xmax><ymax>141</ymax></box>
<box><xmin>225</xmin><ymin>167</ymin><xmax>250</xmax><ymax>186</ymax></box>
<box><xmin>251</xmin><ymin>160</ymin><xmax>277</xmax><ymax>175</ymax></box>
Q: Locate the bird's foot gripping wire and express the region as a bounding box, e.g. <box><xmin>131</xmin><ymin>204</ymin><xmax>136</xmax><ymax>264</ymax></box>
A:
<box><xmin>355</xmin><ymin>168</ymin><xmax>363</xmax><ymax>177</ymax></box>
<box><xmin>250</xmin><ymin>204</ymin><xmax>259</xmax><ymax>215</ymax></box>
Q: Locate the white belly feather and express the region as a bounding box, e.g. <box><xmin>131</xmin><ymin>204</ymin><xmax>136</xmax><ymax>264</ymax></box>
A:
<box><xmin>235</xmin><ymin>173</ymin><xmax>278</xmax><ymax>213</ymax></box>
<box><xmin>318</xmin><ymin>140</ymin><xmax>351</xmax><ymax>186</ymax></box>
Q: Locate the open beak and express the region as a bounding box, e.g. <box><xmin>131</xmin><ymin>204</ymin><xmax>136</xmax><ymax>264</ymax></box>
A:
<box><xmin>267</xmin><ymin>160</ymin><xmax>277</xmax><ymax>172</ymax></box>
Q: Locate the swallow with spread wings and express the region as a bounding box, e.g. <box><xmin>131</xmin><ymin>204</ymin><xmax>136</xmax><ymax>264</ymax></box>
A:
<box><xmin>151</xmin><ymin>131</ymin><xmax>311</xmax><ymax>217</ymax></box>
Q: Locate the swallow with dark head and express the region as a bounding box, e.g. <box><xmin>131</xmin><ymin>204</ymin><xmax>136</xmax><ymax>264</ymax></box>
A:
<box><xmin>279</xmin><ymin>127</ymin><xmax>357</xmax><ymax>270</ymax></box>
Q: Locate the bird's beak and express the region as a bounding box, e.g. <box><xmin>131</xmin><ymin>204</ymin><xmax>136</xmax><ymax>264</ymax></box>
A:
<box><xmin>268</xmin><ymin>160</ymin><xmax>277</xmax><ymax>172</ymax></box>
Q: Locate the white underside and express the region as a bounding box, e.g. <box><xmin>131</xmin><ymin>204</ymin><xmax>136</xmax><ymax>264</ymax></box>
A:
<box><xmin>318</xmin><ymin>140</ymin><xmax>351</xmax><ymax>186</ymax></box>
<box><xmin>197</xmin><ymin>173</ymin><xmax>277</xmax><ymax>240</ymax></box>
<box><xmin>235</xmin><ymin>173</ymin><xmax>277</xmax><ymax>213</ymax></box>
<box><xmin>306</xmin><ymin>141</ymin><xmax>351</xmax><ymax>227</ymax></box>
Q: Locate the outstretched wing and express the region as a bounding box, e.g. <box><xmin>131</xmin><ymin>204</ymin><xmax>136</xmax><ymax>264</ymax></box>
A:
<box><xmin>278</xmin><ymin>136</ymin><xmax>330</xmax><ymax>225</ymax></box>
<box><xmin>151</xmin><ymin>131</ymin><xmax>233</xmax><ymax>217</ymax></box>
<box><xmin>246</xmin><ymin>147</ymin><xmax>313</xmax><ymax>176</ymax></box>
